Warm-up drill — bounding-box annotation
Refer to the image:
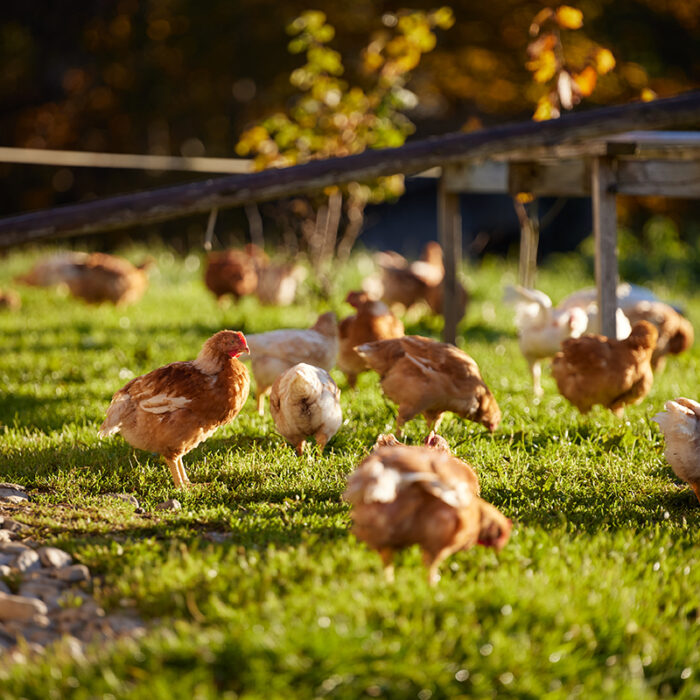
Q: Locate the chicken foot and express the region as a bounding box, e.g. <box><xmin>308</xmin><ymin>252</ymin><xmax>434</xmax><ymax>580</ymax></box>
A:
<box><xmin>164</xmin><ymin>456</ymin><xmax>191</xmax><ymax>489</ymax></box>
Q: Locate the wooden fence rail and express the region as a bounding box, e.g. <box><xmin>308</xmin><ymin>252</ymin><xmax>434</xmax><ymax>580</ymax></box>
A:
<box><xmin>0</xmin><ymin>91</ymin><xmax>699</xmax><ymax>249</ymax></box>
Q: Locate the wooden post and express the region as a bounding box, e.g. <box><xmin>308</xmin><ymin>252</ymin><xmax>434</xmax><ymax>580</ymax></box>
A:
<box><xmin>592</xmin><ymin>156</ymin><xmax>618</xmax><ymax>337</ymax></box>
<box><xmin>513</xmin><ymin>197</ymin><xmax>540</xmax><ymax>289</ymax></box>
<box><xmin>438</xmin><ymin>172</ymin><xmax>462</xmax><ymax>345</ymax></box>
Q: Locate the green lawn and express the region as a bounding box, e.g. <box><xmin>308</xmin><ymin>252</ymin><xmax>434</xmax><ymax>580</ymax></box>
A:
<box><xmin>0</xmin><ymin>243</ymin><xmax>698</xmax><ymax>699</ymax></box>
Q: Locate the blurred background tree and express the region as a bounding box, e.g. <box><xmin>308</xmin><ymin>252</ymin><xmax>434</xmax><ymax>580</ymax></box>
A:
<box><xmin>236</xmin><ymin>8</ymin><xmax>453</xmax><ymax>279</ymax></box>
<box><xmin>0</xmin><ymin>0</ymin><xmax>698</xmax><ymax>248</ymax></box>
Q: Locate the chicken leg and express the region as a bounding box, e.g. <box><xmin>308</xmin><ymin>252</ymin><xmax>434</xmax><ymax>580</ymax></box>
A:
<box><xmin>379</xmin><ymin>548</ymin><xmax>395</xmax><ymax>583</ymax></box>
<box><xmin>165</xmin><ymin>456</ymin><xmax>191</xmax><ymax>489</ymax></box>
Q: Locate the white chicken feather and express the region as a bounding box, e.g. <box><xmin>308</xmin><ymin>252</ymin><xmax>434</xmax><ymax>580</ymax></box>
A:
<box><xmin>269</xmin><ymin>362</ymin><xmax>342</xmax><ymax>455</ymax></box>
<box><xmin>653</xmin><ymin>397</ymin><xmax>700</xmax><ymax>503</ymax></box>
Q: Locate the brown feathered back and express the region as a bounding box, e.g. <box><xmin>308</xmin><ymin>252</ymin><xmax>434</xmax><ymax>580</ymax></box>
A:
<box><xmin>356</xmin><ymin>336</ymin><xmax>500</xmax><ymax>433</ymax></box>
<box><xmin>551</xmin><ymin>320</ymin><xmax>658</xmax><ymax>416</ymax></box>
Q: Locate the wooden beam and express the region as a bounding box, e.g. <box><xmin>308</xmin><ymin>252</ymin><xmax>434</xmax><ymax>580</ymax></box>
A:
<box><xmin>438</xmin><ymin>172</ymin><xmax>462</xmax><ymax>344</ymax></box>
<box><xmin>513</xmin><ymin>199</ymin><xmax>540</xmax><ymax>288</ymax></box>
<box><xmin>1</xmin><ymin>91</ymin><xmax>699</xmax><ymax>247</ymax></box>
<box><xmin>592</xmin><ymin>157</ymin><xmax>618</xmax><ymax>338</ymax></box>
<box><xmin>0</xmin><ymin>147</ymin><xmax>253</xmax><ymax>173</ymax></box>
<box><xmin>442</xmin><ymin>160</ymin><xmax>508</xmax><ymax>193</ymax></box>
<box><xmin>508</xmin><ymin>160</ymin><xmax>589</xmax><ymax>196</ymax></box>
<box><xmin>615</xmin><ymin>159</ymin><xmax>700</xmax><ymax>197</ymax></box>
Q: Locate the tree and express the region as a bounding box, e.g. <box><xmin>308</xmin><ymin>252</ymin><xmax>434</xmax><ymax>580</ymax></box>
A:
<box><xmin>235</xmin><ymin>8</ymin><xmax>453</xmax><ymax>279</ymax></box>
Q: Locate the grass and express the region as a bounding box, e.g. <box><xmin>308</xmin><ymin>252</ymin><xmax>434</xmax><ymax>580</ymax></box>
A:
<box><xmin>0</xmin><ymin>243</ymin><xmax>699</xmax><ymax>699</ymax></box>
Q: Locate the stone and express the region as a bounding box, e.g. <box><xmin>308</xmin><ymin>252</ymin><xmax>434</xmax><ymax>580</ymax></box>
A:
<box><xmin>14</xmin><ymin>549</ymin><xmax>41</xmax><ymax>573</ymax></box>
<box><xmin>0</xmin><ymin>553</ymin><xmax>14</xmax><ymax>567</ymax></box>
<box><xmin>0</xmin><ymin>542</ymin><xmax>30</xmax><ymax>555</ymax></box>
<box><xmin>0</xmin><ymin>581</ymin><xmax>10</xmax><ymax>595</ymax></box>
<box><xmin>155</xmin><ymin>499</ymin><xmax>182</xmax><ymax>511</ymax></box>
<box><xmin>1</xmin><ymin>496</ymin><xmax>27</xmax><ymax>505</ymax></box>
<box><xmin>53</xmin><ymin>564</ymin><xmax>90</xmax><ymax>583</ymax></box>
<box><xmin>0</xmin><ymin>519</ymin><xmax>27</xmax><ymax>533</ymax></box>
<box><xmin>18</xmin><ymin>581</ymin><xmax>63</xmax><ymax>610</ymax></box>
<box><xmin>0</xmin><ymin>565</ymin><xmax>11</xmax><ymax>577</ymax></box>
<box><xmin>107</xmin><ymin>493</ymin><xmax>139</xmax><ymax>508</ymax></box>
<box><xmin>2</xmin><ymin>518</ymin><xmax>27</xmax><ymax>532</ymax></box>
<box><xmin>0</xmin><ymin>591</ymin><xmax>48</xmax><ymax>622</ymax></box>
<box><xmin>0</xmin><ymin>484</ymin><xmax>28</xmax><ymax>504</ymax></box>
<box><xmin>0</xmin><ymin>530</ymin><xmax>13</xmax><ymax>542</ymax></box>
<box><xmin>38</xmin><ymin>547</ymin><xmax>73</xmax><ymax>569</ymax></box>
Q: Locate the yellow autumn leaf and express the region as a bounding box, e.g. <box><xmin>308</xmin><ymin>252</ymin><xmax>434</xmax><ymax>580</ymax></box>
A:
<box><xmin>555</xmin><ymin>6</ymin><xmax>583</xmax><ymax>29</ymax></box>
<box><xmin>533</xmin><ymin>95</ymin><xmax>556</xmax><ymax>121</ymax></box>
<box><xmin>573</xmin><ymin>66</ymin><xmax>597</xmax><ymax>96</ymax></box>
<box><xmin>527</xmin><ymin>49</ymin><xmax>558</xmax><ymax>83</ymax></box>
<box><xmin>641</xmin><ymin>88</ymin><xmax>658</xmax><ymax>102</ymax></box>
<box><xmin>529</xmin><ymin>7</ymin><xmax>554</xmax><ymax>36</ymax></box>
<box><xmin>595</xmin><ymin>48</ymin><xmax>616</xmax><ymax>75</ymax></box>
<box><xmin>516</xmin><ymin>191</ymin><xmax>535</xmax><ymax>203</ymax></box>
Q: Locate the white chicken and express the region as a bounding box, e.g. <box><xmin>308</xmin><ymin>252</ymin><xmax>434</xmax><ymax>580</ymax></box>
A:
<box><xmin>504</xmin><ymin>285</ymin><xmax>589</xmax><ymax>396</ymax></box>
<box><xmin>653</xmin><ymin>397</ymin><xmax>700</xmax><ymax>503</ymax></box>
<box><xmin>269</xmin><ymin>363</ymin><xmax>342</xmax><ymax>455</ymax></box>
<box><xmin>246</xmin><ymin>311</ymin><xmax>338</xmax><ymax>414</ymax></box>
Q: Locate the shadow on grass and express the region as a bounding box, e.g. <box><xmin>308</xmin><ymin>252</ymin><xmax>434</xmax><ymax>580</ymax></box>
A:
<box><xmin>0</xmin><ymin>393</ymin><xmax>88</xmax><ymax>432</ymax></box>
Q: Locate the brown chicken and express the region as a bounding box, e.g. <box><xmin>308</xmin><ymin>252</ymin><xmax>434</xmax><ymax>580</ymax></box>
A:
<box><xmin>624</xmin><ymin>301</ymin><xmax>693</xmax><ymax>371</ymax></box>
<box><xmin>653</xmin><ymin>397</ymin><xmax>700</xmax><ymax>503</ymax></box>
<box><xmin>246</xmin><ymin>312</ymin><xmax>339</xmax><ymax>414</ymax></box>
<box><xmin>17</xmin><ymin>252</ymin><xmax>152</xmax><ymax>306</ymax></box>
<box><xmin>256</xmin><ymin>262</ymin><xmax>307</xmax><ymax>306</ymax></box>
<box><xmin>204</xmin><ymin>244</ymin><xmax>268</xmax><ymax>303</ymax></box>
<box><xmin>270</xmin><ymin>362</ymin><xmax>342</xmax><ymax>454</ymax></box>
<box><xmin>338</xmin><ymin>291</ymin><xmax>405</xmax><ymax>388</ymax></box>
<box><xmin>374</xmin><ymin>242</ymin><xmax>444</xmax><ymax>311</ymax></box>
<box><xmin>373</xmin><ymin>431</ymin><xmax>480</xmax><ymax>495</ymax></box>
<box><xmin>551</xmin><ymin>320</ymin><xmax>658</xmax><ymax>416</ymax></box>
<box><xmin>369</xmin><ymin>242</ymin><xmax>469</xmax><ymax>320</ymax></box>
<box><xmin>98</xmin><ymin>330</ymin><xmax>250</xmax><ymax>488</ymax></box>
<box><xmin>356</xmin><ymin>336</ymin><xmax>501</xmax><ymax>435</ymax></box>
<box><xmin>344</xmin><ymin>442</ymin><xmax>510</xmax><ymax>585</ymax></box>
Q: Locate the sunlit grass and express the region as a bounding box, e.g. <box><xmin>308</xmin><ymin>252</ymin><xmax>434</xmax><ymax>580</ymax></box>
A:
<box><xmin>0</xmin><ymin>244</ymin><xmax>699</xmax><ymax>698</ymax></box>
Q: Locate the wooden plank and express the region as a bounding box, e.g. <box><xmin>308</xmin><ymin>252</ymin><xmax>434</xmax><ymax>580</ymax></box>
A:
<box><xmin>437</xmin><ymin>174</ymin><xmax>462</xmax><ymax>344</ymax></box>
<box><xmin>0</xmin><ymin>147</ymin><xmax>253</xmax><ymax>173</ymax></box>
<box><xmin>592</xmin><ymin>157</ymin><xmax>618</xmax><ymax>338</ymax></box>
<box><xmin>442</xmin><ymin>160</ymin><xmax>508</xmax><ymax>193</ymax></box>
<box><xmin>0</xmin><ymin>91</ymin><xmax>699</xmax><ymax>247</ymax></box>
<box><xmin>514</xmin><ymin>199</ymin><xmax>540</xmax><ymax>288</ymax></box>
<box><xmin>615</xmin><ymin>159</ymin><xmax>700</xmax><ymax>197</ymax></box>
<box><xmin>508</xmin><ymin>160</ymin><xmax>589</xmax><ymax>196</ymax></box>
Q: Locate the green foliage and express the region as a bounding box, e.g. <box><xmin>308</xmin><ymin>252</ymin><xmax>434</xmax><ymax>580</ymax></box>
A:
<box><xmin>578</xmin><ymin>215</ymin><xmax>700</xmax><ymax>289</ymax></box>
<box><xmin>236</xmin><ymin>9</ymin><xmax>453</xmax><ymax>272</ymax></box>
<box><xmin>0</xmin><ymin>245</ymin><xmax>699</xmax><ymax>697</ymax></box>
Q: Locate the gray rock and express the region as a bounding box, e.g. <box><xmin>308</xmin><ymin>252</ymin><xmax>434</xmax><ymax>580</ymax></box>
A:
<box><xmin>0</xmin><ymin>581</ymin><xmax>10</xmax><ymax>595</ymax></box>
<box><xmin>106</xmin><ymin>493</ymin><xmax>139</xmax><ymax>508</ymax></box>
<box><xmin>53</xmin><ymin>564</ymin><xmax>90</xmax><ymax>583</ymax></box>
<box><xmin>38</xmin><ymin>547</ymin><xmax>73</xmax><ymax>569</ymax></box>
<box><xmin>18</xmin><ymin>581</ymin><xmax>63</xmax><ymax>610</ymax></box>
<box><xmin>155</xmin><ymin>499</ymin><xmax>182</xmax><ymax>511</ymax></box>
<box><xmin>0</xmin><ymin>484</ymin><xmax>28</xmax><ymax>503</ymax></box>
<box><xmin>15</xmin><ymin>549</ymin><xmax>41</xmax><ymax>574</ymax></box>
<box><xmin>0</xmin><ymin>553</ymin><xmax>14</xmax><ymax>567</ymax></box>
<box><xmin>0</xmin><ymin>542</ymin><xmax>30</xmax><ymax>555</ymax></box>
<box><xmin>0</xmin><ymin>530</ymin><xmax>13</xmax><ymax>543</ymax></box>
<box><xmin>0</xmin><ymin>565</ymin><xmax>11</xmax><ymax>577</ymax></box>
<box><xmin>0</xmin><ymin>591</ymin><xmax>48</xmax><ymax>622</ymax></box>
<box><xmin>0</xmin><ymin>519</ymin><xmax>27</xmax><ymax>533</ymax></box>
